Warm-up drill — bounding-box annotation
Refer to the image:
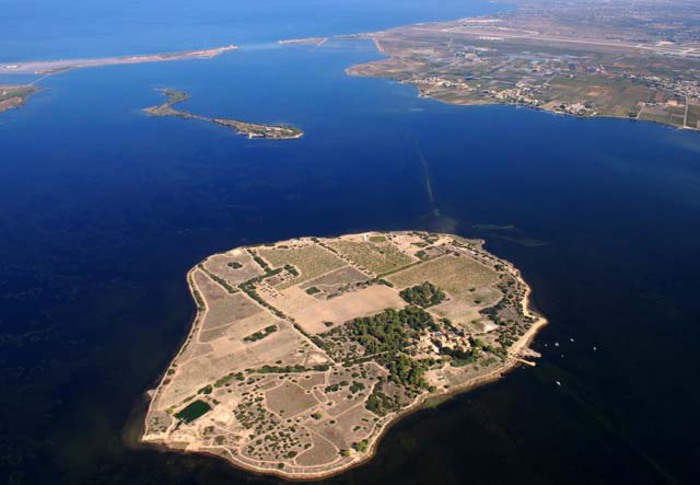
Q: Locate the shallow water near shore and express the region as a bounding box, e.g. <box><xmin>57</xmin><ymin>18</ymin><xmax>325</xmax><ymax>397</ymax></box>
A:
<box><xmin>1</xmin><ymin>1</ymin><xmax>700</xmax><ymax>484</ymax></box>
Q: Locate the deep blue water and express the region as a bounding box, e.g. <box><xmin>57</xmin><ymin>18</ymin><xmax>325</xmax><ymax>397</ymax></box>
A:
<box><xmin>0</xmin><ymin>0</ymin><xmax>505</xmax><ymax>61</ymax></box>
<box><xmin>1</xmin><ymin>1</ymin><xmax>700</xmax><ymax>484</ymax></box>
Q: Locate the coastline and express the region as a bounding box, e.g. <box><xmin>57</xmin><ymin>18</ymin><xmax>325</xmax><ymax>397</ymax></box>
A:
<box><xmin>344</xmin><ymin>66</ymin><xmax>700</xmax><ymax>134</ymax></box>
<box><xmin>138</xmin><ymin>233</ymin><xmax>548</xmax><ymax>481</ymax></box>
<box><xmin>0</xmin><ymin>85</ymin><xmax>42</xmax><ymax>114</ymax></box>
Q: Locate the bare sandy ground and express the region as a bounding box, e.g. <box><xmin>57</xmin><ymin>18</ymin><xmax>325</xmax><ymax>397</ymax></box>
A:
<box><xmin>0</xmin><ymin>45</ymin><xmax>237</xmax><ymax>75</ymax></box>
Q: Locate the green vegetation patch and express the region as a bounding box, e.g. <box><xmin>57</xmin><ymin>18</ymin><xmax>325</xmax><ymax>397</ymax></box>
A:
<box><xmin>243</xmin><ymin>324</ymin><xmax>278</xmax><ymax>343</ymax></box>
<box><xmin>175</xmin><ymin>400</ymin><xmax>211</xmax><ymax>423</ymax></box>
<box><xmin>440</xmin><ymin>346</ymin><xmax>478</xmax><ymax>367</ymax></box>
<box><xmin>344</xmin><ymin>306</ymin><xmax>437</xmax><ymax>355</ymax></box>
<box><xmin>382</xmin><ymin>353</ymin><xmax>428</xmax><ymax>389</ymax></box>
<box><xmin>197</xmin><ymin>384</ymin><xmax>213</xmax><ymax>395</ymax></box>
<box><xmin>214</xmin><ymin>372</ymin><xmax>244</xmax><ymax>387</ymax></box>
<box><xmin>352</xmin><ymin>439</ymin><xmax>369</xmax><ymax>452</ymax></box>
<box><xmin>366</xmin><ymin>387</ymin><xmax>397</xmax><ymax>416</ymax></box>
<box><xmin>349</xmin><ymin>381</ymin><xmax>366</xmax><ymax>394</ymax></box>
<box><xmin>252</xmin><ymin>363</ymin><xmax>329</xmax><ymax>374</ymax></box>
<box><xmin>399</xmin><ymin>282</ymin><xmax>446</xmax><ymax>308</ymax></box>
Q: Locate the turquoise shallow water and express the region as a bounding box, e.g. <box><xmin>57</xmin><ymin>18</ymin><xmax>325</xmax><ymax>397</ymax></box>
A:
<box><xmin>1</xmin><ymin>2</ymin><xmax>700</xmax><ymax>484</ymax></box>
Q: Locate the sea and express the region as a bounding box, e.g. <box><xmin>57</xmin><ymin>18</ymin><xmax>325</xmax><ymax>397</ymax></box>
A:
<box><xmin>1</xmin><ymin>1</ymin><xmax>699</xmax><ymax>483</ymax></box>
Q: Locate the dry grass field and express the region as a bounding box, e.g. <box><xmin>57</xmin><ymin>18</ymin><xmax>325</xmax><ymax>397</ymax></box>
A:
<box><xmin>266</xmin><ymin>382</ymin><xmax>319</xmax><ymax>417</ymax></box>
<box><xmin>199</xmin><ymin>292</ymin><xmax>262</xmax><ymax>334</ymax></box>
<box><xmin>288</xmin><ymin>286</ymin><xmax>406</xmax><ymax>334</ymax></box>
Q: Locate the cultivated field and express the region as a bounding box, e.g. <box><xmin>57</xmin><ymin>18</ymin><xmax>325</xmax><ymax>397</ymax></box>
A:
<box><xmin>258</xmin><ymin>243</ymin><xmax>347</xmax><ymax>289</ymax></box>
<box><xmin>327</xmin><ymin>237</ymin><xmax>415</xmax><ymax>275</ymax></box>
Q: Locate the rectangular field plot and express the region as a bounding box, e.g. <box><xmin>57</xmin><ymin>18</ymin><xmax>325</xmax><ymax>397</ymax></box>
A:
<box><xmin>200</xmin><ymin>311</ymin><xmax>281</xmax><ymax>344</ymax></box>
<box><xmin>300</xmin><ymin>266</ymin><xmax>370</xmax><ymax>291</ymax></box>
<box><xmin>258</xmin><ymin>245</ymin><xmax>347</xmax><ymax>290</ymax></box>
<box><xmin>289</xmin><ymin>286</ymin><xmax>406</xmax><ymax>334</ymax></box>
<box><xmin>327</xmin><ymin>240</ymin><xmax>414</xmax><ymax>275</ymax></box>
<box><xmin>199</xmin><ymin>292</ymin><xmax>263</xmax><ymax>335</ymax></box>
<box><xmin>387</xmin><ymin>255</ymin><xmax>498</xmax><ymax>300</ymax></box>
<box><xmin>193</xmin><ymin>269</ymin><xmax>229</xmax><ymax>303</ymax></box>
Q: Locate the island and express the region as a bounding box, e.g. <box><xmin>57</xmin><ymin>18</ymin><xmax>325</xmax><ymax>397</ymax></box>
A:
<box><xmin>343</xmin><ymin>0</ymin><xmax>700</xmax><ymax>131</ymax></box>
<box><xmin>0</xmin><ymin>85</ymin><xmax>40</xmax><ymax>113</ymax></box>
<box><xmin>144</xmin><ymin>89</ymin><xmax>303</xmax><ymax>140</ymax></box>
<box><xmin>141</xmin><ymin>231</ymin><xmax>546</xmax><ymax>479</ymax></box>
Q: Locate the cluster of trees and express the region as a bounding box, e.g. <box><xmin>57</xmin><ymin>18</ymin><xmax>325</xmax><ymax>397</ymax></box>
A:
<box><xmin>365</xmin><ymin>385</ymin><xmax>399</xmax><ymax>416</ymax></box>
<box><xmin>243</xmin><ymin>324</ymin><xmax>278</xmax><ymax>342</ymax></box>
<box><xmin>349</xmin><ymin>381</ymin><xmax>366</xmax><ymax>394</ymax></box>
<box><xmin>383</xmin><ymin>353</ymin><xmax>428</xmax><ymax>388</ymax></box>
<box><xmin>352</xmin><ymin>439</ymin><xmax>369</xmax><ymax>452</ymax></box>
<box><xmin>439</xmin><ymin>346</ymin><xmax>478</xmax><ymax>367</ymax></box>
<box><xmin>254</xmin><ymin>363</ymin><xmax>329</xmax><ymax>374</ymax></box>
<box><xmin>346</xmin><ymin>306</ymin><xmax>437</xmax><ymax>355</ymax></box>
<box><xmin>214</xmin><ymin>372</ymin><xmax>244</xmax><ymax>388</ymax></box>
<box><xmin>284</xmin><ymin>264</ymin><xmax>299</xmax><ymax>277</ymax></box>
<box><xmin>343</xmin><ymin>307</ymin><xmax>436</xmax><ymax>394</ymax></box>
<box><xmin>197</xmin><ymin>384</ymin><xmax>213</xmax><ymax>395</ymax></box>
<box><xmin>399</xmin><ymin>282</ymin><xmax>446</xmax><ymax>308</ymax></box>
<box><xmin>480</xmin><ymin>295</ymin><xmax>508</xmax><ymax>325</ymax></box>
<box><xmin>324</xmin><ymin>381</ymin><xmax>348</xmax><ymax>393</ymax></box>
<box><xmin>250</xmin><ymin>252</ymin><xmax>269</xmax><ymax>270</ymax></box>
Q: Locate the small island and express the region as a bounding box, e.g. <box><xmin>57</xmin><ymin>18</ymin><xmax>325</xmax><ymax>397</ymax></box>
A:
<box><xmin>142</xmin><ymin>231</ymin><xmax>546</xmax><ymax>479</ymax></box>
<box><xmin>0</xmin><ymin>85</ymin><xmax>40</xmax><ymax>113</ymax></box>
<box><xmin>144</xmin><ymin>89</ymin><xmax>303</xmax><ymax>140</ymax></box>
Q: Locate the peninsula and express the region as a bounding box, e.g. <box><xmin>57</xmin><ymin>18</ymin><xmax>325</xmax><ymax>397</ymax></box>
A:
<box><xmin>142</xmin><ymin>231</ymin><xmax>546</xmax><ymax>479</ymax></box>
<box><xmin>0</xmin><ymin>85</ymin><xmax>40</xmax><ymax>113</ymax></box>
<box><xmin>144</xmin><ymin>89</ymin><xmax>303</xmax><ymax>140</ymax></box>
<box><xmin>344</xmin><ymin>0</ymin><xmax>700</xmax><ymax>131</ymax></box>
<box><xmin>0</xmin><ymin>45</ymin><xmax>237</xmax><ymax>76</ymax></box>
